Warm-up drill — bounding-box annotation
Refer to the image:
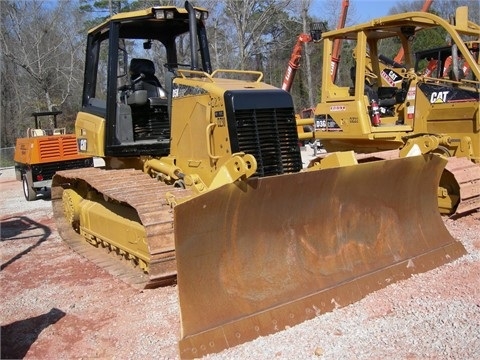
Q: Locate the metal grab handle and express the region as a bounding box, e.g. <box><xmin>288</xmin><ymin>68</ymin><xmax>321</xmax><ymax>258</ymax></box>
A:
<box><xmin>177</xmin><ymin>69</ymin><xmax>215</xmax><ymax>82</ymax></box>
<box><xmin>206</xmin><ymin>123</ymin><xmax>221</xmax><ymax>160</ymax></box>
<box><xmin>211</xmin><ymin>69</ymin><xmax>264</xmax><ymax>82</ymax></box>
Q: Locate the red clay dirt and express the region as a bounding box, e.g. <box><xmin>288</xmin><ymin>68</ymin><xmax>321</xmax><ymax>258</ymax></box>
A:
<box><xmin>1</xmin><ymin>166</ymin><xmax>479</xmax><ymax>359</ymax></box>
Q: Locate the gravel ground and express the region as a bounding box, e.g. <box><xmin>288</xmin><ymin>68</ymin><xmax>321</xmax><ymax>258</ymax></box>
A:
<box><xmin>1</xmin><ymin>159</ymin><xmax>479</xmax><ymax>360</ymax></box>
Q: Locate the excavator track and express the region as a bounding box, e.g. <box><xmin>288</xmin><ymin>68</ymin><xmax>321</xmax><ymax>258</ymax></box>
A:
<box><xmin>51</xmin><ymin>167</ymin><xmax>192</xmax><ymax>289</ymax></box>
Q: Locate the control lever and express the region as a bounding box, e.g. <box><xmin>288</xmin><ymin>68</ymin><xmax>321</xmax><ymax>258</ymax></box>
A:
<box><xmin>119</xmin><ymin>73</ymin><xmax>146</xmax><ymax>91</ymax></box>
<box><xmin>118</xmin><ymin>73</ymin><xmax>146</xmax><ymax>104</ymax></box>
<box><xmin>132</xmin><ymin>73</ymin><xmax>145</xmax><ymax>84</ymax></box>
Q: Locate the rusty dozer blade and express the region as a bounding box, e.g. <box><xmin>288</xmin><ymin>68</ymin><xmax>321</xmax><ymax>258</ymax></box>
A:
<box><xmin>175</xmin><ymin>154</ymin><xmax>466</xmax><ymax>359</ymax></box>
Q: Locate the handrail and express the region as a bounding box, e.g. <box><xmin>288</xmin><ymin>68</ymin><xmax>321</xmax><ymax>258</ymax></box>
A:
<box><xmin>177</xmin><ymin>69</ymin><xmax>215</xmax><ymax>82</ymax></box>
<box><xmin>211</xmin><ymin>69</ymin><xmax>264</xmax><ymax>82</ymax></box>
<box><xmin>206</xmin><ymin>123</ymin><xmax>221</xmax><ymax>160</ymax></box>
<box><xmin>177</xmin><ymin>68</ymin><xmax>264</xmax><ymax>83</ymax></box>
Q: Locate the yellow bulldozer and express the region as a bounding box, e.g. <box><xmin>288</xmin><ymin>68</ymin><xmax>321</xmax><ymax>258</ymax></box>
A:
<box><xmin>51</xmin><ymin>2</ymin><xmax>466</xmax><ymax>358</ymax></box>
<box><xmin>310</xmin><ymin>6</ymin><xmax>480</xmax><ymax>217</ymax></box>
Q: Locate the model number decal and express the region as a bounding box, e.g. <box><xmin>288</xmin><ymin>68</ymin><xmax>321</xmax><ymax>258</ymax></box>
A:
<box><xmin>330</xmin><ymin>105</ymin><xmax>346</xmax><ymax>111</ymax></box>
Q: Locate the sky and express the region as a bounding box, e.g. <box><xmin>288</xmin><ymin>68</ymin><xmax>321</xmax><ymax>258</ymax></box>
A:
<box><xmin>348</xmin><ymin>0</ymin><xmax>399</xmax><ymax>21</ymax></box>
<box><xmin>311</xmin><ymin>0</ymin><xmax>413</xmax><ymax>23</ymax></box>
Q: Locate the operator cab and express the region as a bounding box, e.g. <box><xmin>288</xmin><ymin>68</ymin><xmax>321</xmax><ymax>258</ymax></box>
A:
<box><xmin>81</xmin><ymin>4</ymin><xmax>211</xmax><ymax>157</ymax></box>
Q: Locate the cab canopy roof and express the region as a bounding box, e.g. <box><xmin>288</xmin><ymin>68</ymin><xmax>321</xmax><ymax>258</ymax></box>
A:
<box><xmin>88</xmin><ymin>5</ymin><xmax>209</xmax><ymax>40</ymax></box>
<box><xmin>322</xmin><ymin>7</ymin><xmax>479</xmax><ymax>41</ymax></box>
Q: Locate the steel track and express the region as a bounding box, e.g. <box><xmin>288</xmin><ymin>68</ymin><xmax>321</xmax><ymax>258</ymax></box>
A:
<box><xmin>52</xmin><ymin>167</ymin><xmax>192</xmax><ymax>289</ymax></box>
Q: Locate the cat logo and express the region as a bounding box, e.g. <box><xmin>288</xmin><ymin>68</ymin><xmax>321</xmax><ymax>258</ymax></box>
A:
<box><xmin>430</xmin><ymin>91</ymin><xmax>449</xmax><ymax>103</ymax></box>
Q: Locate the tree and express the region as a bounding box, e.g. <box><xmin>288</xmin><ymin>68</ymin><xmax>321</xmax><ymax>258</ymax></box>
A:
<box><xmin>1</xmin><ymin>0</ymin><xmax>86</xmax><ymax>144</ymax></box>
<box><xmin>79</xmin><ymin>0</ymin><xmax>132</xmax><ymax>29</ymax></box>
<box><xmin>221</xmin><ymin>0</ymin><xmax>293</xmax><ymax>70</ymax></box>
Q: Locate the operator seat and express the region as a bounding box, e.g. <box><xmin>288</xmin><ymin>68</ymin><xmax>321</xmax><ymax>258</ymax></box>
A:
<box><xmin>350</xmin><ymin>66</ymin><xmax>406</xmax><ymax>108</ymax></box>
<box><xmin>127</xmin><ymin>59</ymin><xmax>169</xmax><ymax>142</ymax></box>
<box><xmin>129</xmin><ymin>58</ymin><xmax>166</xmax><ymax>99</ymax></box>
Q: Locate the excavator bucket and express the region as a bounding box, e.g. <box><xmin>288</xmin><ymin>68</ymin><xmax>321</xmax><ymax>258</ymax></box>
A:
<box><xmin>175</xmin><ymin>154</ymin><xmax>466</xmax><ymax>358</ymax></box>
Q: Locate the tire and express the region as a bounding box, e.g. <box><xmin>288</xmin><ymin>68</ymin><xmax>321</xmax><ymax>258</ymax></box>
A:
<box><xmin>22</xmin><ymin>175</ymin><xmax>37</xmax><ymax>201</ymax></box>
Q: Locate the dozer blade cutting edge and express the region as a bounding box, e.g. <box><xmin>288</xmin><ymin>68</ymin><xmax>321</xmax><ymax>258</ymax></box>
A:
<box><xmin>175</xmin><ymin>154</ymin><xmax>466</xmax><ymax>359</ymax></box>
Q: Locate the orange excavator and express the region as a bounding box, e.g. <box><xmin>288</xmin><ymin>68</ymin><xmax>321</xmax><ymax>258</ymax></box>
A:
<box><xmin>393</xmin><ymin>0</ymin><xmax>434</xmax><ymax>63</ymax></box>
<box><xmin>282</xmin><ymin>0</ymin><xmax>349</xmax><ymax>92</ymax></box>
<box><xmin>284</xmin><ymin>0</ymin><xmax>433</xmax><ymax>92</ymax></box>
<box><xmin>284</xmin><ymin>0</ymin><xmax>349</xmax><ymax>142</ymax></box>
<box><xmin>281</xmin><ymin>26</ymin><xmax>323</xmax><ymax>92</ymax></box>
<box><xmin>330</xmin><ymin>0</ymin><xmax>350</xmax><ymax>83</ymax></box>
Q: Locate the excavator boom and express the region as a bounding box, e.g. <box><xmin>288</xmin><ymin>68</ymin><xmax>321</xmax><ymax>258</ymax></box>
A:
<box><xmin>330</xmin><ymin>0</ymin><xmax>349</xmax><ymax>82</ymax></box>
<box><xmin>394</xmin><ymin>0</ymin><xmax>434</xmax><ymax>63</ymax></box>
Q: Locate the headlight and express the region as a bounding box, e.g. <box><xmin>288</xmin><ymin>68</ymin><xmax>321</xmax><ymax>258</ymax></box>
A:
<box><xmin>195</xmin><ymin>10</ymin><xmax>208</xmax><ymax>20</ymax></box>
<box><xmin>154</xmin><ymin>10</ymin><xmax>175</xmax><ymax>19</ymax></box>
<box><xmin>154</xmin><ymin>9</ymin><xmax>165</xmax><ymax>19</ymax></box>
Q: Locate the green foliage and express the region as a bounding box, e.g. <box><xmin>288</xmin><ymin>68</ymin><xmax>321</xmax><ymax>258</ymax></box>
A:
<box><xmin>412</xmin><ymin>27</ymin><xmax>449</xmax><ymax>53</ymax></box>
<box><xmin>79</xmin><ymin>0</ymin><xmax>132</xmax><ymax>30</ymax></box>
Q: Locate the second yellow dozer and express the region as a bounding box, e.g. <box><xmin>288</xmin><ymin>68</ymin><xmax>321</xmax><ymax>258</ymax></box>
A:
<box><xmin>308</xmin><ymin>6</ymin><xmax>480</xmax><ymax>217</ymax></box>
<box><xmin>50</xmin><ymin>3</ymin><xmax>466</xmax><ymax>358</ymax></box>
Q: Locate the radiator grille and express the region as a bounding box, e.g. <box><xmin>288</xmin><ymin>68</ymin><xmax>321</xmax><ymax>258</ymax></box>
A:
<box><xmin>234</xmin><ymin>107</ymin><xmax>302</xmax><ymax>176</ymax></box>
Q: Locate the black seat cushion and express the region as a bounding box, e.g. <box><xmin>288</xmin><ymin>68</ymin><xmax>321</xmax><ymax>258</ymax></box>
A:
<box><xmin>130</xmin><ymin>58</ymin><xmax>161</xmax><ymax>88</ymax></box>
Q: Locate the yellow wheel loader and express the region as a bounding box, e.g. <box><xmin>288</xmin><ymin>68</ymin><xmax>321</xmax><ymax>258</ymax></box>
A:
<box><xmin>311</xmin><ymin>6</ymin><xmax>480</xmax><ymax>217</ymax></box>
<box><xmin>51</xmin><ymin>2</ymin><xmax>466</xmax><ymax>358</ymax></box>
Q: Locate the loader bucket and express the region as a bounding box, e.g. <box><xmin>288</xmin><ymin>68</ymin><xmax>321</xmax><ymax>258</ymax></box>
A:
<box><xmin>175</xmin><ymin>154</ymin><xmax>466</xmax><ymax>359</ymax></box>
